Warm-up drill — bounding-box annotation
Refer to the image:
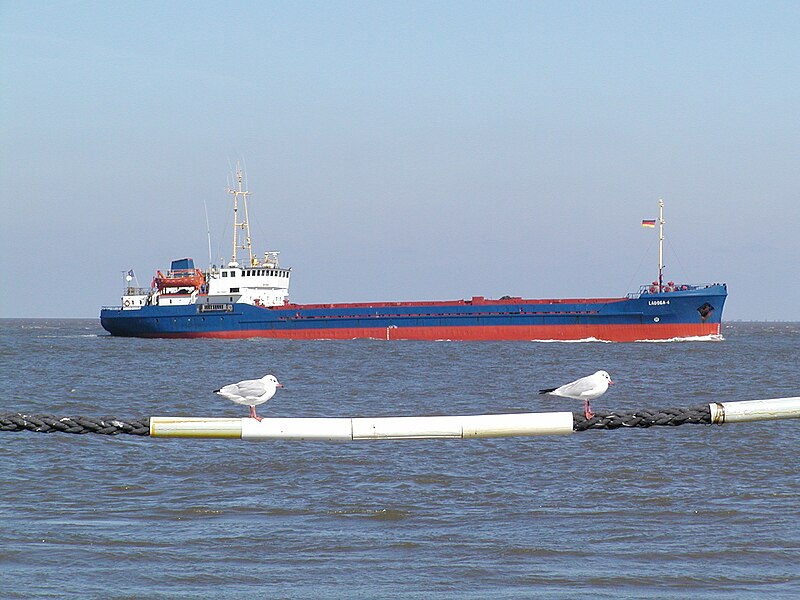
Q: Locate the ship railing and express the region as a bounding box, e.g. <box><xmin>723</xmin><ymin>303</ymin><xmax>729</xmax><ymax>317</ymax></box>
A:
<box><xmin>124</xmin><ymin>286</ymin><xmax>151</xmax><ymax>296</ymax></box>
<box><xmin>632</xmin><ymin>282</ymin><xmax>722</xmax><ymax>298</ymax></box>
<box><xmin>158</xmin><ymin>268</ymin><xmax>205</xmax><ymax>280</ymax></box>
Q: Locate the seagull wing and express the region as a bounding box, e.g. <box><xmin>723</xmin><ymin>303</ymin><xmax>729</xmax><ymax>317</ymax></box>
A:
<box><xmin>230</xmin><ymin>379</ymin><xmax>268</xmax><ymax>399</ymax></box>
<box><xmin>552</xmin><ymin>374</ymin><xmax>604</xmax><ymax>400</ymax></box>
<box><xmin>215</xmin><ymin>383</ymin><xmax>239</xmax><ymax>397</ymax></box>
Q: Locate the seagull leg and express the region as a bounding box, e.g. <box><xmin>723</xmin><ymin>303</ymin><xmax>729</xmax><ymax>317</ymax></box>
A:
<box><xmin>249</xmin><ymin>405</ymin><xmax>263</xmax><ymax>422</ymax></box>
<box><xmin>583</xmin><ymin>399</ymin><xmax>594</xmax><ymax>420</ymax></box>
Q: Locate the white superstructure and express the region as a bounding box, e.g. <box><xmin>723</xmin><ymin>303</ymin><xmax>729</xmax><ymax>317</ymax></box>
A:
<box><xmin>118</xmin><ymin>165</ymin><xmax>291</xmax><ymax>310</ymax></box>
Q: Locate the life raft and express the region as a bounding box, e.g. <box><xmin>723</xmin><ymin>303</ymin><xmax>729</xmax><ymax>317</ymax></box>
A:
<box><xmin>155</xmin><ymin>268</ymin><xmax>205</xmax><ymax>291</ymax></box>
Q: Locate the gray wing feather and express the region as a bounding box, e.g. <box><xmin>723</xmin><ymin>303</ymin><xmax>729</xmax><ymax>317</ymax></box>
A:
<box><xmin>561</xmin><ymin>377</ymin><xmax>595</xmax><ymax>397</ymax></box>
<box><xmin>552</xmin><ymin>375</ymin><xmax>601</xmax><ymax>399</ymax></box>
<box><xmin>231</xmin><ymin>379</ymin><xmax>267</xmax><ymax>398</ymax></box>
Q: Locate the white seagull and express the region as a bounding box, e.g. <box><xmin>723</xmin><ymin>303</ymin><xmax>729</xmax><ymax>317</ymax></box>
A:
<box><xmin>214</xmin><ymin>374</ymin><xmax>284</xmax><ymax>421</ymax></box>
<box><xmin>538</xmin><ymin>370</ymin><xmax>614</xmax><ymax>419</ymax></box>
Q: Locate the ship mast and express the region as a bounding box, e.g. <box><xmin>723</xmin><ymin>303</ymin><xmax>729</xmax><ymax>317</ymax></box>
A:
<box><xmin>227</xmin><ymin>164</ymin><xmax>254</xmax><ymax>267</ymax></box>
<box><xmin>657</xmin><ymin>198</ymin><xmax>665</xmax><ymax>292</ymax></box>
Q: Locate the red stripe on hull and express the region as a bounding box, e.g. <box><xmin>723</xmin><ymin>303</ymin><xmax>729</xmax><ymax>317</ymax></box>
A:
<box><xmin>153</xmin><ymin>322</ymin><xmax>722</xmax><ymax>342</ymax></box>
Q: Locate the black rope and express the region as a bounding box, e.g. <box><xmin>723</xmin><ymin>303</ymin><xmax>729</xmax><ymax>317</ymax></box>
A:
<box><xmin>573</xmin><ymin>405</ymin><xmax>712</xmax><ymax>431</ymax></box>
<box><xmin>0</xmin><ymin>414</ymin><xmax>150</xmax><ymax>435</ymax></box>
<box><xmin>1</xmin><ymin>406</ymin><xmax>715</xmax><ymax>436</ymax></box>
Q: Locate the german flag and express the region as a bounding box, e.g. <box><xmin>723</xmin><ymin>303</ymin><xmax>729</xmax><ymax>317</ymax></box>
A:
<box><xmin>641</xmin><ymin>219</ymin><xmax>656</xmax><ymax>228</ymax></box>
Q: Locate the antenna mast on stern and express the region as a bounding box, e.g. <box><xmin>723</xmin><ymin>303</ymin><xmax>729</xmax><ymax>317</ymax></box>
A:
<box><xmin>657</xmin><ymin>199</ymin><xmax>665</xmax><ymax>292</ymax></box>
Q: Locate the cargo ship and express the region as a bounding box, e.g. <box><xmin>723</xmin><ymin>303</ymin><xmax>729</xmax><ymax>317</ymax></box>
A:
<box><xmin>100</xmin><ymin>171</ymin><xmax>726</xmax><ymax>341</ymax></box>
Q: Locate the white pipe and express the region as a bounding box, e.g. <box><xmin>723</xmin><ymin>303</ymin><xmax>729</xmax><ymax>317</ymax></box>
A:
<box><xmin>350</xmin><ymin>412</ymin><xmax>574</xmax><ymax>440</ymax></box>
<box><xmin>709</xmin><ymin>397</ymin><xmax>800</xmax><ymax>424</ymax></box>
<box><xmin>242</xmin><ymin>417</ymin><xmax>352</xmax><ymax>441</ymax></box>
<box><xmin>149</xmin><ymin>417</ymin><xmax>242</xmax><ymax>438</ymax></box>
<box><xmin>150</xmin><ymin>411</ymin><xmax>575</xmax><ymax>440</ymax></box>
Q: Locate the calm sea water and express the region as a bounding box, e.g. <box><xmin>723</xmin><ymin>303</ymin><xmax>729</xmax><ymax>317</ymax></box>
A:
<box><xmin>0</xmin><ymin>319</ymin><xmax>798</xmax><ymax>599</ymax></box>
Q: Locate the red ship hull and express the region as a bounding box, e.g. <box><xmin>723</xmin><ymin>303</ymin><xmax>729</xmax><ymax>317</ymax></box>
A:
<box><xmin>145</xmin><ymin>321</ymin><xmax>722</xmax><ymax>342</ymax></box>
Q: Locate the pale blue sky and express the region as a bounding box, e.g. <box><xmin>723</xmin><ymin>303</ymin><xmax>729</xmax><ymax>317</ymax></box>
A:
<box><xmin>1</xmin><ymin>1</ymin><xmax>799</xmax><ymax>320</ymax></box>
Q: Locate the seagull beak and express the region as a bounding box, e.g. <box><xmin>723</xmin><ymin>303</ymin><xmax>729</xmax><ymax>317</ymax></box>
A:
<box><xmin>276</xmin><ymin>383</ymin><xmax>285</xmax><ymax>388</ymax></box>
<box><xmin>608</xmin><ymin>379</ymin><xmax>614</xmax><ymax>385</ymax></box>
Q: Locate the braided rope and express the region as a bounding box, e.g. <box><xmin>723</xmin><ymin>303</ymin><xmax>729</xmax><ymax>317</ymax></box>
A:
<box><xmin>573</xmin><ymin>405</ymin><xmax>712</xmax><ymax>431</ymax></box>
<box><xmin>1</xmin><ymin>407</ymin><xmax>716</xmax><ymax>436</ymax></box>
<box><xmin>0</xmin><ymin>414</ymin><xmax>150</xmax><ymax>435</ymax></box>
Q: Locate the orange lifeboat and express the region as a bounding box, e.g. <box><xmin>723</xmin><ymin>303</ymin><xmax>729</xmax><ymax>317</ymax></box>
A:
<box><xmin>155</xmin><ymin>258</ymin><xmax>205</xmax><ymax>291</ymax></box>
<box><xmin>155</xmin><ymin>269</ymin><xmax>205</xmax><ymax>290</ymax></box>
